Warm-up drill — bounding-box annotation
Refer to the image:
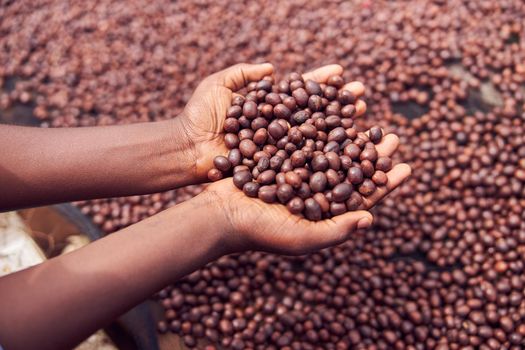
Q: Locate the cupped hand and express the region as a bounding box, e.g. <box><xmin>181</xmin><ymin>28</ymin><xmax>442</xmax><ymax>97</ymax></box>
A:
<box><xmin>178</xmin><ymin>63</ymin><xmax>274</xmax><ymax>181</ymax></box>
<box><xmin>204</xmin><ymin>130</ymin><xmax>411</xmax><ymax>256</ymax></box>
<box><xmin>197</xmin><ymin>63</ymin><xmax>409</xmax><ymax>255</ymax></box>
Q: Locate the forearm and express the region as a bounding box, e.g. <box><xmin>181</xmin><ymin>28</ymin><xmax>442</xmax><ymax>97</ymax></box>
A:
<box><xmin>0</xmin><ymin>119</ymin><xmax>195</xmax><ymax>211</ymax></box>
<box><xmin>0</xmin><ymin>193</ymin><xmax>228</xmax><ymax>350</ymax></box>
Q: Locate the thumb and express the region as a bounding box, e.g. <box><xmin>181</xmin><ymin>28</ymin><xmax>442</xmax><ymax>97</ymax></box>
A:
<box><xmin>297</xmin><ymin>210</ymin><xmax>373</xmax><ymax>253</ymax></box>
<box><xmin>207</xmin><ymin>63</ymin><xmax>274</xmax><ymax>91</ymax></box>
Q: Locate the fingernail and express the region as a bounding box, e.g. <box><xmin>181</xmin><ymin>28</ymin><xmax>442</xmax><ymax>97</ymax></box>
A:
<box><xmin>357</xmin><ymin>217</ymin><xmax>372</xmax><ymax>230</ymax></box>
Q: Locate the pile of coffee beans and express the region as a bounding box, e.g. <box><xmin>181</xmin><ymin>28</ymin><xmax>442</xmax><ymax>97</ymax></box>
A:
<box><xmin>207</xmin><ymin>73</ymin><xmax>394</xmax><ymax>220</ymax></box>
<box><xmin>2</xmin><ymin>0</ymin><xmax>525</xmax><ymax>348</ymax></box>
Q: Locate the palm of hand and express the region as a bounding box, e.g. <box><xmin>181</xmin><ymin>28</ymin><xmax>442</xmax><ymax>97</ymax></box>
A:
<box><xmin>205</xmin><ymin>180</ymin><xmax>307</xmax><ymax>254</ymax></box>
<box><xmin>181</xmin><ymin>83</ymin><xmax>231</xmax><ymax>176</ymax></box>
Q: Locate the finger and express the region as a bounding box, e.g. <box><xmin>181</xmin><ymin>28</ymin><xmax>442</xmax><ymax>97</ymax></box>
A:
<box><xmin>302</xmin><ymin>64</ymin><xmax>343</xmax><ymax>83</ymax></box>
<box><xmin>207</xmin><ymin>63</ymin><xmax>274</xmax><ymax>91</ymax></box>
<box><xmin>375</xmin><ymin>133</ymin><xmax>400</xmax><ymax>158</ymax></box>
<box><xmin>295</xmin><ymin>210</ymin><xmax>373</xmax><ymax>252</ymax></box>
<box><xmin>362</xmin><ymin>163</ymin><xmax>412</xmax><ymax>209</ymax></box>
<box><xmin>354</xmin><ymin>99</ymin><xmax>367</xmax><ymax>117</ymax></box>
<box><xmin>342</xmin><ymin>81</ymin><xmax>365</xmax><ymax>98</ymax></box>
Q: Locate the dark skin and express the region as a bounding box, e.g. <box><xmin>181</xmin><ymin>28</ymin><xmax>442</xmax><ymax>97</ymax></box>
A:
<box><xmin>0</xmin><ymin>63</ymin><xmax>411</xmax><ymax>350</ymax></box>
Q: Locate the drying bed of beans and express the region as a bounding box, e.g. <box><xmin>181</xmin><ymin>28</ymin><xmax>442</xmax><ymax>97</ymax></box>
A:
<box><xmin>1</xmin><ymin>0</ymin><xmax>525</xmax><ymax>349</ymax></box>
<box><xmin>208</xmin><ymin>73</ymin><xmax>393</xmax><ymax>220</ymax></box>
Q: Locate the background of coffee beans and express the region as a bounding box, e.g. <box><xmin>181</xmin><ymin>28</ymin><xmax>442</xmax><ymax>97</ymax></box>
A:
<box><xmin>1</xmin><ymin>0</ymin><xmax>525</xmax><ymax>348</ymax></box>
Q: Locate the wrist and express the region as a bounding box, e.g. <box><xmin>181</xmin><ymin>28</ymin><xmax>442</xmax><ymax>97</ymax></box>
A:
<box><xmin>163</xmin><ymin>117</ymin><xmax>201</xmax><ymax>186</ymax></box>
<box><xmin>190</xmin><ymin>190</ymin><xmax>238</xmax><ymax>256</ymax></box>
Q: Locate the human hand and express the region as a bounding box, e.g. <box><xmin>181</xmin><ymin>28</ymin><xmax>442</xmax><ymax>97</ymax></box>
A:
<box><xmin>176</xmin><ymin>63</ymin><xmax>274</xmax><ymax>182</ymax></box>
<box><xmin>202</xmin><ymin>131</ymin><xmax>410</xmax><ymax>256</ymax></box>
<box><xmin>176</xmin><ymin>63</ymin><xmax>369</xmax><ymax>183</ymax></box>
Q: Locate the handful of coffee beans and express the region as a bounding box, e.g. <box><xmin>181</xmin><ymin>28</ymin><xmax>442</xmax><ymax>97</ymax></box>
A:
<box><xmin>207</xmin><ymin>72</ymin><xmax>395</xmax><ymax>220</ymax></box>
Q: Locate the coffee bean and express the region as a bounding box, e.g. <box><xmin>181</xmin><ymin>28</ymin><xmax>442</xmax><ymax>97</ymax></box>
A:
<box><xmin>317</xmin><ymin>152</ymin><xmax>338</xmax><ymax>171</ymax></box>
<box><xmin>224</xmin><ymin>118</ymin><xmax>240</xmax><ymax>133</ymax></box>
<box><xmin>260</xmin><ymin>103</ymin><xmax>273</xmax><ymax>119</ymax></box>
<box><xmin>232</xmin><ymin>96</ymin><xmax>245</xmax><ymax>107</ymax></box>
<box><xmin>285</xmin><ymin>171</ymin><xmax>302</xmax><ymax>189</ymax></box>
<box><xmin>227</xmin><ymin>105</ymin><xmax>243</xmax><ymax>119</ymax></box>
<box><xmin>239</xmin><ymin>139</ymin><xmax>258</xmax><ymax>158</ymax></box>
<box><xmin>238</xmin><ymin>116</ymin><xmax>251</xmax><ymax>129</ymax></box>
<box><xmin>275</xmin><ymin>172</ymin><xmax>286</xmax><ymax>185</ymax></box>
<box><xmin>345</xmin><ymin>127</ymin><xmax>357</xmax><ymax>140</ymax></box>
<box><xmin>274</xmin><ymin>104</ymin><xmax>292</xmax><ymax>119</ymax></box>
<box><xmin>337</xmin><ymin>90</ymin><xmax>356</xmax><ymax>105</ymax></box>
<box><xmin>265</xmin><ymin>92</ymin><xmax>282</xmax><ymax>106</ymax></box>
<box><xmin>369</xmin><ymin>126</ymin><xmax>383</xmax><ymax>144</ymax></box>
<box><xmin>228</xmin><ymin>149</ymin><xmax>242</xmax><ymax>167</ymax></box>
<box><xmin>376</xmin><ymin>157</ymin><xmax>393</xmax><ymax>172</ymax></box>
<box><xmin>243</xmin><ymin>100</ymin><xmax>258</xmax><ymax>119</ymax></box>
<box><xmin>323</xmin><ymin>141</ymin><xmax>340</xmax><ymax>153</ymax></box>
<box><xmin>296</xmin><ymin>182</ymin><xmax>312</xmax><ymax>199</ymax></box>
<box><xmin>233</xmin><ymin>171</ymin><xmax>252</xmax><ymax>189</ymax></box>
<box><xmin>358</xmin><ymin>179</ymin><xmax>376</xmax><ymax>196</ymax></box>
<box><xmin>292</xmin><ymin>110</ymin><xmax>310</xmax><ymax>124</ymax></box>
<box><xmin>225</xmin><ymin>133</ymin><xmax>240</xmax><ymax>149</ymax></box>
<box><xmin>287</xmin><ymin>197</ymin><xmax>305</xmax><ymax>214</ymax></box>
<box><xmin>325</xmin><ymin>169</ymin><xmax>341</xmax><ymax>188</ymax></box>
<box><xmin>243</xmin><ymin>182</ymin><xmax>260</xmax><ymax>198</ymax></box>
<box><xmin>214</xmin><ymin>156</ymin><xmax>232</xmax><ymax>172</ymax></box>
<box><xmin>311</xmin><ymin>154</ymin><xmax>329</xmax><ymax>171</ymax></box>
<box><xmin>277</xmin><ymin>184</ymin><xmax>294</xmax><ymax>203</ymax></box>
<box><xmin>288</xmin><ymin>127</ymin><xmax>303</xmax><ymax>144</ymax></box>
<box><xmin>360</xmin><ymin>148</ymin><xmax>378</xmax><ymax>162</ymax></box>
<box><xmin>328</xmin><ymin>127</ymin><xmax>347</xmax><ymax>143</ymax></box>
<box><xmin>207</xmin><ymin>168</ymin><xmax>223</xmax><ymax>181</ymax></box>
<box><xmin>361</xmin><ymin>160</ymin><xmax>375</xmax><ymax>178</ymax></box>
<box><xmin>308</xmin><ymin>95</ymin><xmax>323</xmax><ymax>112</ymax></box>
<box><xmin>281</xmin><ymin>159</ymin><xmax>293</xmax><ymax>173</ymax></box>
<box><xmin>258</xmin><ymin>170</ymin><xmax>276</xmax><ymax>185</ymax></box>
<box><xmin>305</xmin><ymin>80</ymin><xmax>322</xmax><ymax>96</ymax></box>
<box><xmin>346</xmin><ymin>192</ymin><xmax>364</xmax><ymax>210</ymax></box>
<box><xmin>253</xmin><ymin>128</ymin><xmax>268</xmax><ymax>145</ymax></box>
<box><xmin>290</xmin><ymin>150</ymin><xmax>306</xmax><ymax>167</ymax></box>
<box><xmin>256</xmin><ymin>157</ymin><xmax>270</xmax><ymax>172</ymax></box>
<box><xmin>298</xmin><ymin>124</ymin><xmax>317</xmax><ymax>139</ymax></box>
<box><xmin>325</xmin><ymin>115</ymin><xmax>342</xmax><ymax>128</ymax></box>
<box><xmin>310</xmin><ymin>172</ymin><xmax>328</xmax><ymax>193</ymax></box>
<box><xmin>332</xmin><ymin>183</ymin><xmax>353</xmax><ymax>202</ymax></box>
<box><xmin>253</xmin><ymin>150</ymin><xmax>271</xmax><ymax>162</ymax></box>
<box><xmin>348</xmin><ymin>167</ymin><xmax>364</xmax><ymax>184</ymax></box>
<box><xmin>258</xmin><ymin>185</ymin><xmax>277</xmax><ymax>203</ymax></box>
<box><xmin>344</xmin><ymin>144</ymin><xmax>361</xmax><ymax>160</ymax></box>
<box><xmin>372</xmin><ymin>171</ymin><xmax>388</xmax><ymax>186</ymax></box>
<box><xmin>304</xmin><ymin>198</ymin><xmax>322</xmax><ymax>221</ymax></box>
<box><xmin>340</xmin><ymin>155</ymin><xmax>353</xmax><ymax>170</ymax></box>
<box><xmin>327</xmin><ymin>76</ymin><xmax>344</xmax><ymax>88</ymax></box>
<box><xmin>268</xmin><ymin>121</ymin><xmax>287</xmax><ymax>139</ymax></box>
<box><xmin>282</xmin><ymin>96</ymin><xmax>297</xmax><ymax>111</ymax></box>
<box><xmin>290</xmin><ymin>80</ymin><xmax>304</xmax><ymax>91</ymax></box>
<box><xmin>278</xmin><ymin>80</ymin><xmax>290</xmax><ymax>94</ymax></box>
<box><xmin>269</xmin><ymin>156</ymin><xmax>284</xmax><ymax>171</ymax></box>
<box><xmin>238</xmin><ymin>128</ymin><xmax>254</xmax><ymax>140</ymax></box>
<box><xmin>251</xmin><ymin>117</ymin><xmax>268</xmax><ymax>130</ymax></box>
<box><xmin>323</xmin><ymin>85</ymin><xmax>338</xmax><ymax>100</ymax></box>
<box><xmin>292</xmin><ymin>88</ymin><xmax>309</xmax><ymax>107</ymax></box>
<box><xmin>341</xmin><ymin>104</ymin><xmax>356</xmax><ymax>118</ymax></box>
<box><xmin>293</xmin><ymin>167</ymin><xmax>310</xmax><ymax>181</ymax></box>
